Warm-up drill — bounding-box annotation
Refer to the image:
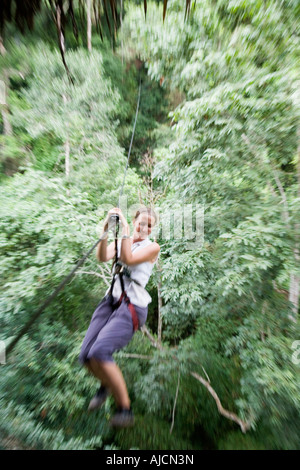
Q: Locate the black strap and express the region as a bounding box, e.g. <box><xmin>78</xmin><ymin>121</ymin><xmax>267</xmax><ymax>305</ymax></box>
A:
<box><xmin>119</xmin><ymin>270</ymin><xmax>126</xmax><ymax>293</ymax></box>
<box><xmin>108</xmin><ymin>268</ymin><xmax>125</xmax><ymax>307</ymax></box>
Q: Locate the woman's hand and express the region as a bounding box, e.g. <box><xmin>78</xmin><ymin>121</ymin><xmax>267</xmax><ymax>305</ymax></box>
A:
<box><xmin>103</xmin><ymin>208</ymin><xmax>129</xmax><ymax>232</ymax></box>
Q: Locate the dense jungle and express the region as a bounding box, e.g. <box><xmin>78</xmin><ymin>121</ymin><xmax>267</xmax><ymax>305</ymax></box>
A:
<box><xmin>0</xmin><ymin>0</ymin><xmax>299</xmax><ymax>451</ymax></box>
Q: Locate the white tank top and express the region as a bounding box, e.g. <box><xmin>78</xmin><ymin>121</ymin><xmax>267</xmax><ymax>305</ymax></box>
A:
<box><xmin>106</xmin><ymin>237</ymin><xmax>157</xmax><ymax>307</ymax></box>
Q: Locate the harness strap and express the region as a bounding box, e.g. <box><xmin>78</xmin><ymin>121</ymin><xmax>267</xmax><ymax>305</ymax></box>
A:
<box><xmin>109</xmin><ymin>270</ymin><xmax>139</xmax><ymax>332</ymax></box>
<box><xmin>119</xmin><ymin>271</ymin><xmax>139</xmax><ymax>332</ymax></box>
<box><xmin>117</xmin><ymin>291</ymin><xmax>139</xmax><ymax>332</ymax></box>
<box><xmin>108</xmin><ymin>234</ymin><xmax>140</xmax><ymax>332</ymax></box>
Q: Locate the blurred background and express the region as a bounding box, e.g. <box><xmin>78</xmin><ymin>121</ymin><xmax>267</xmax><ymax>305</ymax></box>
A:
<box><xmin>0</xmin><ymin>0</ymin><xmax>299</xmax><ymax>450</ymax></box>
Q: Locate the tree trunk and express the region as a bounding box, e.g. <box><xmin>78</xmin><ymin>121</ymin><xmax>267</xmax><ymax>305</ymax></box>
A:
<box><xmin>64</xmin><ymin>136</ymin><xmax>70</xmax><ymax>179</ymax></box>
<box><xmin>87</xmin><ymin>0</ymin><xmax>92</xmax><ymax>52</ymax></box>
<box><xmin>56</xmin><ymin>3</ymin><xmax>65</xmax><ymax>55</ymax></box>
<box><xmin>62</xmin><ymin>94</ymin><xmax>70</xmax><ymax>195</ymax></box>
<box><xmin>0</xmin><ymin>35</ymin><xmax>6</xmax><ymax>55</ymax></box>
<box><xmin>289</xmin><ymin>128</ymin><xmax>300</xmax><ymax>322</ymax></box>
<box><xmin>120</xmin><ymin>0</ymin><xmax>123</xmax><ymax>66</ymax></box>
<box><xmin>289</xmin><ymin>273</ymin><xmax>299</xmax><ymax>322</ymax></box>
<box><xmin>157</xmin><ymin>260</ymin><xmax>163</xmax><ymax>345</ymax></box>
<box><xmin>1</xmin><ymin>70</ymin><xmax>12</xmax><ymax>136</ymax></box>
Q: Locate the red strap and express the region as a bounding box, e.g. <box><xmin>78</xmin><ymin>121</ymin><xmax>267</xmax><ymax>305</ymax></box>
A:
<box><xmin>117</xmin><ymin>292</ymin><xmax>139</xmax><ymax>332</ymax></box>
<box><xmin>127</xmin><ymin>301</ymin><xmax>139</xmax><ymax>332</ymax></box>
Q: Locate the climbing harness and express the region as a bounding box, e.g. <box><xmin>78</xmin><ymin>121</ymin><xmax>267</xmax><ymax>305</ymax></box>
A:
<box><xmin>106</xmin><ymin>216</ymin><xmax>140</xmax><ymax>333</ymax></box>
<box><xmin>5</xmin><ymin>74</ymin><xmax>142</xmax><ymax>357</ymax></box>
<box><xmin>108</xmin><ymin>260</ymin><xmax>143</xmax><ymax>333</ymax></box>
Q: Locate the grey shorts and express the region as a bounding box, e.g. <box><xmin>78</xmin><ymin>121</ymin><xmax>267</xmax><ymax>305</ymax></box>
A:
<box><xmin>79</xmin><ymin>295</ymin><xmax>148</xmax><ymax>364</ymax></box>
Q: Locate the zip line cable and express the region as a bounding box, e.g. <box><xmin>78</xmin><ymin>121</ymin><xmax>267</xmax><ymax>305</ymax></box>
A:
<box><xmin>118</xmin><ymin>74</ymin><xmax>142</xmax><ymax>207</ymax></box>
<box><xmin>5</xmin><ymin>75</ymin><xmax>142</xmax><ymax>357</ymax></box>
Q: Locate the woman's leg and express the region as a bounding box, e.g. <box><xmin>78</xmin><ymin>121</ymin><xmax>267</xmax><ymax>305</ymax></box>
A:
<box><xmin>89</xmin><ymin>358</ymin><xmax>130</xmax><ymax>409</ymax></box>
<box><xmin>86</xmin><ymin>299</ymin><xmax>137</xmax><ymax>408</ymax></box>
<box><xmin>79</xmin><ymin>296</ymin><xmax>113</xmax><ymax>366</ymax></box>
<box><xmin>84</xmin><ymin>359</ymin><xmax>110</xmax><ymax>387</ymax></box>
<box><xmin>84</xmin><ymin>299</ymin><xmax>147</xmax><ymax>414</ymax></box>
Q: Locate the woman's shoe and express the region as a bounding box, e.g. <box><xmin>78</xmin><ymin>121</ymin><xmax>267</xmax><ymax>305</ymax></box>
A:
<box><xmin>109</xmin><ymin>408</ymin><xmax>134</xmax><ymax>428</ymax></box>
<box><xmin>88</xmin><ymin>386</ymin><xmax>109</xmax><ymax>411</ymax></box>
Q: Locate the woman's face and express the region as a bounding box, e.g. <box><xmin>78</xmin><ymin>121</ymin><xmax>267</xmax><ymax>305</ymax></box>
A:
<box><xmin>133</xmin><ymin>213</ymin><xmax>156</xmax><ymax>239</ymax></box>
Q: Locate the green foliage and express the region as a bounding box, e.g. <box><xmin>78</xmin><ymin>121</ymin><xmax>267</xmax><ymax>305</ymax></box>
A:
<box><xmin>1</xmin><ymin>0</ymin><xmax>299</xmax><ymax>451</ymax></box>
<box><xmin>0</xmin><ymin>325</ymin><xmax>106</xmax><ymax>450</ymax></box>
<box><xmin>114</xmin><ymin>414</ymin><xmax>200</xmax><ymax>450</ymax></box>
<box><xmin>217</xmin><ymin>431</ymin><xmax>268</xmax><ymax>450</ymax></box>
<box><xmin>0</xmin><ymin>169</ymin><xmax>102</xmax><ymax>334</ymax></box>
<box><xmin>123</xmin><ymin>0</ymin><xmax>300</xmax><ymax>450</ymax></box>
<box><xmin>0</xmin><ymin>134</ymin><xmax>29</xmax><ymax>178</ymax></box>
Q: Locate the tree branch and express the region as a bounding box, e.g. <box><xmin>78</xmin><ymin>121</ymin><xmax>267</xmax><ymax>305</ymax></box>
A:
<box><xmin>117</xmin><ymin>353</ymin><xmax>153</xmax><ymax>360</ymax></box>
<box><xmin>140</xmin><ymin>325</ymin><xmax>163</xmax><ymax>350</ymax></box>
<box><xmin>170</xmin><ymin>370</ymin><xmax>180</xmax><ymax>434</ymax></box>
<box><xmin>75</xmin><ymin>269</ymin><xmax>111</xmax><ymax>287</ymax></box>
<box><xmin>156</xmin><ymin>261</ymin><xmax>163</xmax><ymax>346</ymax></box>
<box><xmin>190</xmin><ymin>372</ymin><xmax>251</xmax><ymax>434</ymax></box>
<box><xmin>140</xmin><ymin>326</ymin><xmax>252</xmax><ymax>433</ymax></box>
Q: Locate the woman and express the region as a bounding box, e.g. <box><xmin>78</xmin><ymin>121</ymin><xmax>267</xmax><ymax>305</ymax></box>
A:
<box><xmin>79</xmin><ymin>206</ymin><xmax>160</xmax><ymax>427</ymax></box>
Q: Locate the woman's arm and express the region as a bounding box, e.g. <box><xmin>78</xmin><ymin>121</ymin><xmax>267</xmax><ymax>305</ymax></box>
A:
<box><xmin>116</xmin><ymin>209</ymin><xmax>160</xmax><ymax>265</ymax></box>
<box><xmin>97</xmin><ymin>207</ymin><xmax>160</xmax><ymax>265</ymax></box>
<box><xmin>120</xmin><ymin>239</ymin><xmax>160</xmax><ymax>266</ymax></box>
<box><xmin>96</xmin><ymin>237</ymin><xmax>116</xmax><ymax>262</ymax></box>
<box><xmin>96</xmin><ymin>210</ymin><xmax>118</xmax><ymax>262</ymax></box>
